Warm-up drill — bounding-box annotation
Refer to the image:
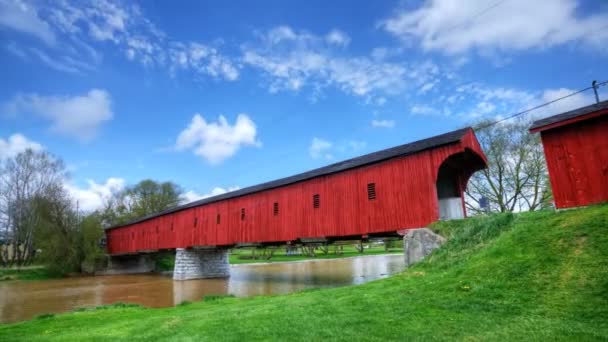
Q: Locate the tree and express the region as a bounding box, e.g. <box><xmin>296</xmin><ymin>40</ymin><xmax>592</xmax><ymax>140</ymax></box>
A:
<box><xmin>79</xmin><ymin>213</ymin><xmax>105</xmax><ymax>273</ymax></box>
<box><xmin>101</xmin><ymin>179</ymin><xmax>184</xmax><ymax>226</ymax></box>
<box><xmin>33</xmin><ymin>185</ymin><xmax>81</xmax><ymax>274</ymax></box>
<box><xmin>0</xmin><ymin>149</ymin><xmax>67</xmax><ymax>267</ymax></box>
<box><xmin>466</xmin><ymin>118</ymin><xmax>553</xmax><ymax>214</ymax></box>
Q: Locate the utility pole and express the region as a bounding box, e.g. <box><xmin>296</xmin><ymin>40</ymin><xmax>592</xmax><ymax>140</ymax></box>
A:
<box><xmin>592</xmin><ymin>80</ymin><xmax>600</xmax><ymax>103</ymax></box>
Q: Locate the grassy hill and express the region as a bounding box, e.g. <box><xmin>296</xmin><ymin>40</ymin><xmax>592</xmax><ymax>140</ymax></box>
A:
<box><xmin>1</xmin><ymin>204</ymin><xmax>607</xmax><ymax>341</ymax></box>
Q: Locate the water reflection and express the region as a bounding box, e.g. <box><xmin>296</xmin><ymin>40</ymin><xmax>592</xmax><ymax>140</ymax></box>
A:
<box><xmin>0</xmin><ymin>254</ymin><xmax>404</xmax><ymax>323</ymax></box>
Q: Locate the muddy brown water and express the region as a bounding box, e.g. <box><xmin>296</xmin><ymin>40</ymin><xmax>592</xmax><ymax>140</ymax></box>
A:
<box><xmin>0</xmin><ymin>254</ymin><xmax>405</xmax><ymax>324</ymax></box>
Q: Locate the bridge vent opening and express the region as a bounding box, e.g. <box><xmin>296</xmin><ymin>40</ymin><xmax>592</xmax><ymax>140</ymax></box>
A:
<box><xmin>436</xmin><ymin>149</ymin><xmax>486</xmax><ymax>220</ymax></box>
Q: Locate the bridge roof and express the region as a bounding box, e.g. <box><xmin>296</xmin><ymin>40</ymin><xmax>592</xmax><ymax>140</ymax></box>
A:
<box><xmin>530</xmin><ymin>99</ymin><xmax>608</xmax><ymax>133</ymax></box>
<box><xmin>106</xmin><ymin>127</ymin><xmax>472</xmax><ymax>230</ymax></box>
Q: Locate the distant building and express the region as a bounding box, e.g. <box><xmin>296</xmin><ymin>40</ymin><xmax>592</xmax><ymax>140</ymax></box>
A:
<box><xmin>530</xmin><ymin>100</ymin><xmax>608</xmax><ymax>209</ymax></box>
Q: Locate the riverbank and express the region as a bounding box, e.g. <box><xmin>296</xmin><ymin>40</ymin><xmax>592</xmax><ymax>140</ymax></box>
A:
<box><xmin>2</xmin><ymin>245</ymin><xmax>401</xmax><ymax>282</ymax></box>
<box><xmin>230</xmin><ymin>244</ymin><xmax>402</xmax><ymax>264</ymax></box>
<box><xmin>0</xmin><ymin>267</ymin><xmax>60</xmax><ymax>281</ymax></box>
<box><xmin>2</xmin><ymin>204</ymin><xmax>606</xmax><ymax>340</ymax></box>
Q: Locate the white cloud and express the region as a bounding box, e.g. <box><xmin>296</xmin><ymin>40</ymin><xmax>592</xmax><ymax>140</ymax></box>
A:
<box><xmin>168</xmin><ymin>42</ymin><xmax>239</xmax><ymax>81</ymax></box>
<box><xmin>417</xmin><ymin>79</ymin><xmax>602</xmax><ymax>124</ymax></box>
<box><xmin>410</xmin><ymin>104</ymin><xmax>442</xmax><ymax>116</ymax></box>
<box><xmin>52</xmin><ymin>0</ymin><xmax>239</xmax><ymax>80</ymax></box>
<box><xmin>0</xmin><ymin>0</ymin><xmax>56</xmax><ymax>45</ymax></box>
<box><xmin>541</xmin><ymin>88</ymin><xmax>596</xmax><ymax>116</ymax></box>
<box><xmin>0</xmin><ymin>133</ymin><xmax>43</xmax><ymax>160</ymax></box>
<box><xmin>182</xmin><ymin>185</ymin><xmax>240</xmax><ymax>203</ymax></box>
<box><xmin>175</xmin><ymin>113</ymin><xmax>260</xmax><ymax>164</ymax></box>
<box><xmin>325</xmin><ymin>29</ymin><xmax>350</xmax><ymax>46</ymax></box>
<box><xmin>64</xmin><ymin>177</ymin><xmax>125</xmax><ymax>212</ymax></box>
<box><xmin>442</xmin><ymin>83</ymin><xmax>536</xmax><ymax>120</ymax></box>
<box><xmin>5</xmin><ymin>89</ymin><xmax>113</xmax><ymax>141</ymax></box>
<box><xmin>309</xmin><ymin>137</ymin><xmax>333</xmax><ymax>160</ymax></box>
<box><xmin>6</xmin><ymin>41</ymin><xmax>27</xmax><ymax>58</ymax></box>
<box><xmin>243</xmin><ymin>26</ymin><xmax>441</xmax><ymax>99</ymax></box>
<box><xmin>381</xmin><ymin>0</ymin><xmax>608</xmax><ymax>55</ymax></box>
<box><xmin>83</xmin><ymin>0</ymin><xmax>129</xmax><ymax>43</ymax></box>
<box><xmin>1</xmin><ymin>0</ymin><xmax>239</xmax><ymax>79</ymax></box>
<box><xmin>371</xmin><ymin>119</ymin><xmax>395</xmax><ymax>128</ymax></box>
<box><xmin>347</xmin><ymin>140</ymin><xmax>366</xmax><ymax>151</ymax></box>
<box><xmin>29</xmin><ymin>47</ymin><xmax>83</xmax><ymax>73</ymax></box>
<box><xmin>309</xmin><ymin>137</ymin><xmax>370</xmax><ymax>160</ymax></box>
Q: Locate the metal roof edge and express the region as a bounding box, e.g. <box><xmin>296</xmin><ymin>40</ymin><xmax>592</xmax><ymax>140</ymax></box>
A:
<box><xmin>530</xmin><ymin>100</ymin><xmax>608</xmax><ymax>132</ymax></box>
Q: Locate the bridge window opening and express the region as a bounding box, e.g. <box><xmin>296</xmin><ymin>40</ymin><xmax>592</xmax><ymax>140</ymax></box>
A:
<box><xmin>313</xmin><ymin>194</ymin><xmax>320</xmax><ymax>208</ymax></box>
<box><xmin>194</xmin><ymin>217</ymin><xmax>198</xmax><ymax>227</ymax></box>
<box><xmin>171</xmin><ymin>223</ymin><xmax>174</xmax><ymax>232</ymax></box>
<box><xmin>131</xmin><ymin>232</ymin><xmax>134</xmax><ymax>240</ymax></box>
<box><xmin>367</xmin><ymin>183</ymin><xmax>376</xmax><ymax>200</ymax></box>
<box><xmin>241</xmin><ymin>208</ymin><xmax>246</xmax><ymax>220</ymax></box>
<box><xmin>216</xmin><ymin>213</ymin><xmax>221</xmax><ymax>224</ymax></box>
<box><xmin>273</xmin><ymin>202</ymin><xmax>279</xmax><ymax>216</ymax></box>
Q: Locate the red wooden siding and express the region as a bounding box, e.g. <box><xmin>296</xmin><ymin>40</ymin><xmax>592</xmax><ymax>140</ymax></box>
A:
<box><xmin>539</xmin><ymin>114</ymin><xmax>608</xmax><ymax>209</ymax></box>
<box><xmin>106</xmin><ymin>129</ymin><xmax>486</xmax><ymax>255</ymax></box>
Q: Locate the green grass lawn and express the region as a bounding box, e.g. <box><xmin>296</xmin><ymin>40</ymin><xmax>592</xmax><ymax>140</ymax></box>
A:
<box><xmin>0</xmin><ymin>266</ymin><xmax>60</xmax><ymax>281</ymax></box>
<box><xmin>1</xmin><ymin>204</ymin><xmax>607</xmax><ymax>341</ymax></box>
<box><xmin>229</xmin><ymin>244</ymin><xmax>402</xmax><ymax>265</ymax></box>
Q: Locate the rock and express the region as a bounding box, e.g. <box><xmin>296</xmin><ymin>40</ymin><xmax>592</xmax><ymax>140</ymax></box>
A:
<box><xmin>403</xmin><ymin>228</ymin><xmax>446</xmax><ymax>267</ymax></box>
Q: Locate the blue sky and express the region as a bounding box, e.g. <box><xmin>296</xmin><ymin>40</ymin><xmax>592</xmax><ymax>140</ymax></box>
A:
<box><xmin>1</xmin><ymin>0</ymin><xmax>607</xmax><ymax>211</ymax></box>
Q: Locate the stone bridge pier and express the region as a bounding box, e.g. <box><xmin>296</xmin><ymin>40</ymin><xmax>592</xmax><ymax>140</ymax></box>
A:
<box><xmin>103</xmin><ymin>248</ymin><xmax>230</xmax><ymax>280</ymax></box>
<box><xmin>173</xmin><ymin>248</ymin><xmax>230</xmax><ymax>280</ymax></box>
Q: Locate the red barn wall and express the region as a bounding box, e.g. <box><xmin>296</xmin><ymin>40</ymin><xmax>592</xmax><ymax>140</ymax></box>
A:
<box><xmin>540</xmin><ymin>115</ymin><xmax>608</xmax><ymax>209</ymax></box>
<box><xmin>106</xmin><ymin>130</ymin><xmax>485</xmax><ymax>255</ymax></box>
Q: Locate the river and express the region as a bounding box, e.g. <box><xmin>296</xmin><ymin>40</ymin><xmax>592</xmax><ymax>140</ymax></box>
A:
<box><xmin>0</xmin><ymin>254</ymin><xmax>405</xmax><ymax>323</ymax></box>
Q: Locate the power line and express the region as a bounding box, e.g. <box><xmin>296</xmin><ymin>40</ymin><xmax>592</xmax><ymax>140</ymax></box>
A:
<box><xmin>444</xmin><ymin>0</ymin><xmax>509</xmax><ymax>33</ymax></box>
<box><xmin>475</xmin><ymin>79</ymin><xmax>608</xmax><ymax>130</ymax></box>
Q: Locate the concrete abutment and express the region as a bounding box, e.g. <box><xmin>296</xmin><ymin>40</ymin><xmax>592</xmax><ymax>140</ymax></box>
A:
<box><xmin>103</xmin><ymin>254</ymin><xmax>156</xmax><ymax>275</ymax></box>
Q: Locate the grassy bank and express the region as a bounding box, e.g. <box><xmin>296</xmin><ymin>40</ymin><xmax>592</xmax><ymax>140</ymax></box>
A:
<box><xmin>229</xmin><ymin>244</ymin><xmax>402</xmax><ymax>265</ymax></box>
<box><xmin>1</xmin><ymin>204</ymin><xmax>607</xmax><ymax>340</ymax></box>
<box><xmin>0</xmin><ymin>266</ymin><xmax>60</xmax><ymax>281</ymax></box>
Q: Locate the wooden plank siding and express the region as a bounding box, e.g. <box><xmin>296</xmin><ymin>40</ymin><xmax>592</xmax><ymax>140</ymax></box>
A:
<box><xmin>538</xmin><ymin>114</ymin><xmax>608</xmax><ymax>209</ymax></box>
<box><xmin>106</xmin><ymin>129</ymin><xmax>486</xmax><ymax>255</ymax></box>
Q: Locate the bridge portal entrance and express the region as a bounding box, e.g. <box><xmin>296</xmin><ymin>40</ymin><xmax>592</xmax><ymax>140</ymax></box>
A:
<box><xmin>436</xmin><ymin>149</ymin><xmax>485</xmax><ymax>220</ymax></box>
<box><xmin>436</xmin><ymin>163</ymin><xmax>464</xmax><ymax>220</ymax></box>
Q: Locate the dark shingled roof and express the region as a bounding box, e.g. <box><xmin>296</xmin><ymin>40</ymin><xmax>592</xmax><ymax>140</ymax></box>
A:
<box><xmin>530</xmin><ymin>99</ymin><xmax>608</xmax><ymax>131</ymax></box>
<box><xmin>106</xmin><ymin>127</ymin><xmax>472</xmax><ymax>230</ymax></box>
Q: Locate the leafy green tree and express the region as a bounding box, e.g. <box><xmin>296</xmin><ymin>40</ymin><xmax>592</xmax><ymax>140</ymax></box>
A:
<box><xmin>101</xmin><ymin>179</ymin><xmax>184</xmax><ymax>226</ymax></box>
<box><xmin>79</xmin><ymin>213</ymin><xmax>105</xmax><ymax>272</ymax></box>
<box><xmin>33</xmin><ymin>185</ymin><xmax>81</xmax><ymax>275</ymax></box>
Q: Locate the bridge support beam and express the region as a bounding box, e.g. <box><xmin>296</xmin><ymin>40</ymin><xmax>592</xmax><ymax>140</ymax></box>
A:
<box><xmin>173</xmin><ymin>248</ymin><xmax>230</xmax><ymax>280</ymax></box>
<box><xmin>403</xmin><ymin>228</ymin><xmax>446</xmax><ymax>267</ymax></box>
<box><xmin>103</xmin><ymin>254</ymin><xmax>155</xmax><ymax>275</ymax></box>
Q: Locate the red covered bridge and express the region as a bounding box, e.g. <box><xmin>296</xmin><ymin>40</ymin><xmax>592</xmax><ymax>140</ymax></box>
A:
<box><xmin>104</xmin><ymin>127</ymin><xmax>487</xmax><ymax>279</ymax></box>
<box><xmin>530</xmin><ymin>100</ymin><xmax>608</xmax><ymax>209</ymax></box>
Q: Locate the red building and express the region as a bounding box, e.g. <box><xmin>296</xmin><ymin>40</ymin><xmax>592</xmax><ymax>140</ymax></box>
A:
<box><xmin>106</xmin><ymin>128</ymin><xmax>487</xmax><ymax>255</ymax></box>
<box><xmin>530</xmin><ymin>100</ymin><xmax>608</xmax><ymax>209</ymax></box>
